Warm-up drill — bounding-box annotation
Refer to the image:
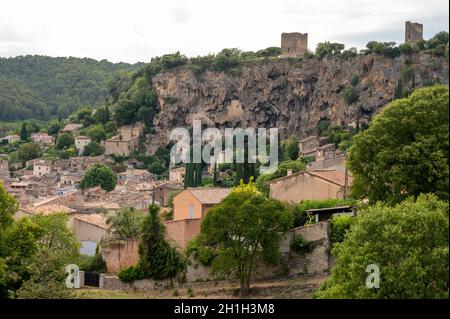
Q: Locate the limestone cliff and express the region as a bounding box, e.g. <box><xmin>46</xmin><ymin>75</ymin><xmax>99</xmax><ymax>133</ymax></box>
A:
<box><xmin>149</xmin><ymin>53</ymin><xmax>448</xmax><ymax>149</ymax></box>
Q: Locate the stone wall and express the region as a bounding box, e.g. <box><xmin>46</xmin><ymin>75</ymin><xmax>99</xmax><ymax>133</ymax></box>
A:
<box><xmin>99</xmin><ymin>274</ymin><xmax>179</xmax><ymax>290</ymax></box>
<box><xmin>98</xmin><ymin>221</ymin><xmax>332</xmax><ymax>289</ymax></box>
<box><xmin>186</xmin><ymin>221</ymin><xmax>332</xmax><ymax>282</ymax></box>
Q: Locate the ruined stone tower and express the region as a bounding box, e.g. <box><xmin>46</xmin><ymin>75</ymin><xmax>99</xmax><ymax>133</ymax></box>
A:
<box><xmin>281</xmin><ymin>32</ymin><xmax>308</xmax><ymax>58</ymax></box>
<box><xmin>405</xmin><ymin>21</ymin><xmax>423</xmax><ymax>43</ymax></box>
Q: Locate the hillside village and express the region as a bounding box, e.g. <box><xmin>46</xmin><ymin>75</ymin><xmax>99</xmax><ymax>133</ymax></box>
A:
<box><xmin>0</xmin><ymin>19</ymin><xmax>448</xmax><ymax>299</ymax></box>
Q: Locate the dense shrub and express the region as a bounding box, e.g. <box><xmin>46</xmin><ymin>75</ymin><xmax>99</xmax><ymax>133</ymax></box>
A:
<box><xmin>330</xmin><ymin>214</ymin><xmax>354</xmax><ymax>243</ymax></box>
<box><xmin>117</xmin><ymin>205</ymin><xmax>185</xmax><ymax>282</ymax></box>
<box><xmin>315</xmin><ymin>194</ymin><xmax>449</xmax><ymax>299</ymax></box>
<box><xmin>290</xmin><ymin>234</ymin><xmax>313</xmax><ymax>255</ymax></box>
<box><xmin>186</xmin><ymin>236</ymin><xmax>215</xmax><ymax>267</ymax></box>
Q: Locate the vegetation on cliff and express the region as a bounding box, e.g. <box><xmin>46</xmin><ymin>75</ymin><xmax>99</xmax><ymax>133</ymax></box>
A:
<box><xmin>0</xmin><ymin>55</ymin><xmax>143</xmax><ymax>121</ymax></box>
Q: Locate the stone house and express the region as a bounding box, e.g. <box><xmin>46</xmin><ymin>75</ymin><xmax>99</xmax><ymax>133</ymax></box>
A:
<box><xmin>33</xmin><ymin>159</ymin><xmax>53</xmax><ymax>177</ymax></box>
<box><xmin>268</xmin><ymin>169</ymin><xmax>352</xmax><ymax>203</ymax></box>
<box><xmin>152</xmin><ymin>182</ymin><xmax>184</xmax><ymax>207</ymax></box>
<box><xmin>117</xmin><ymin>165</ymin><xmax>154</xmax><ymax>184</ymax></box>
<box><xmin>299</xmin><ymin>136</ymin><xmax>329</xmax><ymax>157</ymax></box>
<box><xmin>30</xmin><ymin>132</ymin><xmax>54</xmax><ymax>146</ymax></box>
<box><xmin>2</xmin><ymin>134</ymin><xmax>20</xmax><ymax>144</ymax></box>
<box><xmin>60</xmin><ymin>173</ymin><xmax>82</xmax><ymax>189</ymax></box>
<box><xmin>169</xmin><ymin>166</ymin><xmax>186</xmax><ymax>183</ymax></box>
<box><xmin>104</xmin><ymin>123</ymin><xmax>143</xmax><ymax>156</ymax></box>
<box><xmin>74</xmin><ymin>135</ymin><xmax>91</xmax><ymax>155</ymax></box>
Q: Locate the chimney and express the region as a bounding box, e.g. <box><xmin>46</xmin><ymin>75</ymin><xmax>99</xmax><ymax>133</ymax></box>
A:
<box><xmin>287</xmin><ymin>169</ymin><xmax>293</xmax><ymax>176</ymax></box>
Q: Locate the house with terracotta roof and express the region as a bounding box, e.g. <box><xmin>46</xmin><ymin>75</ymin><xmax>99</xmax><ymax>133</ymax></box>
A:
<box><xmin>16</xmin><ymin>204</ymin><xmax>78</xmax><ymax>227</ymax></box>
<box><xmin>268</xmin><ymin>169</ymin><xmax>352</xmax><ymax>203</ymax></box>
<box><xmin>166</xmin><ymin>187</ymin><xmax>231</xmax><ymax>248</ymax></box>
<box><xmin>172</xmin><ymin>188</ymin><xmax>231</xmax><ymax>220</ymax></box>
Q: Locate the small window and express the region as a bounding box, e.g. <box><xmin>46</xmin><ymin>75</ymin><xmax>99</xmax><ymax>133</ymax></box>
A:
<box><xmin>188</xmin><ymin>205</ymin><xmax>194</xmax><ymax>219</ymax></box>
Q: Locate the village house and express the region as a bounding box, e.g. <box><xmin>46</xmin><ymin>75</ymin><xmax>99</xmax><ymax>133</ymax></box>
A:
<box><xmin>268</xmin><ymin>169</ymin><xmax>352</xmax><ymax>203</ymax></box>
<box><xmin>59</xmin><ymin>173</ymin><xmax>82</xmax><ymax>189</ymax></box>
<box><xmin>74</xmin><ymin>135</ymin><xmax>91</xmax><ymax>155</ymax></box>
<box><xmin>172</xmin><ymin>188</ymin><xmax>231</xmax><ymax>220</ymax></box>
<box><xmin>309</xmin><ymin>153</ymin><xmax>347</xmax><ymax>174</ymax></box>
<box><xmin>165</xmin><ymin>187</ymin><xmax>231</xmax><ymax>248</ymax></box>
<box><xmin>117</xmin><ymin>165</ymin><xmax>154</xmax><ymax>184</ymax></box>
<box><xmin>74</xmin><ymin>214</ymin><xmax>108</xmax><ymax>256</ymax></box>
<box><xmin>1</xmin><ymin>134</ymin><xmax>20</xmax><ymax>144</ymax></box>
<box><xmin>6</xmin><ymin>181</ymin><xmax>30</xmax><ymax>202</ymax></box>
<box><xmin>299</xmin><ymin>136</ymin><xmax>329</xmax><ymax>157</ymax></box>
<box><xmin>152</xmin><ymin>181</ymin><xmax>184</xmax><ymax>207</ymax></box>
<box><xmin>53</xmin><ymin>159</ymin><xmax>71</xmax><ymax>172</ymax></box>
<box><xmin>15</xmin><ymin>204</ymin><xmax>78</xmax><ymax>227</ymax></box>
<box><xmin>169</xmin><ymin>166</ymin><xmax>186</xmax><ymax>183</ymax></box>
<box><xmin>104</xmin><ymin>123</ymin><xmax>143</xmax><ymax>156</ymax></box>
<box><xmin>62</xmin><ymin>123</ymin><xmax>83</xmax><ymax>133</ymax></box>
<box><xmin>33</xmin><ymin>159</ymin><xmax>53</xmax><ymax>177</ymax></box>
<box><xmin>30</xmin><ymin>132</ymin><xmax>54</xmax><ymax>146</ymax></box>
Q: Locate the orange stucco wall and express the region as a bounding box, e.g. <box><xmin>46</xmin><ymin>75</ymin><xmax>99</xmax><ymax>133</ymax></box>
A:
<box><xmin>164</xmin><ymin>218</ymin><xmax>202</xmax><ymax>249</ymax></box>
<box><xmin>173</xmin><ymin>190</ymin><xmax>203</xmax><ymax>220</ymax></box>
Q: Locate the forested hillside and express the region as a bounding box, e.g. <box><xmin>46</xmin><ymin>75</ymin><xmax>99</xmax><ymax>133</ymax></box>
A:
<box><xmin>0</xmin><ymin>55</ymin><xmax>144</xmax><ymax>121</ymax></box>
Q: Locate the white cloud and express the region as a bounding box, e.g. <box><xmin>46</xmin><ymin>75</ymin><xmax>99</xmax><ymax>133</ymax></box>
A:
<box><xmin>0</xmin><ymin>0</ymin><xmax>448</xmax><ymax>63</ymax></box>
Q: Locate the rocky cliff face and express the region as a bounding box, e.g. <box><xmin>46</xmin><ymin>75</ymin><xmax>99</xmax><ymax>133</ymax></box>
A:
<box><xmin>150</xmin><ymin>53</ymin><xmax>448</xmax><ymax>149</ymax></box>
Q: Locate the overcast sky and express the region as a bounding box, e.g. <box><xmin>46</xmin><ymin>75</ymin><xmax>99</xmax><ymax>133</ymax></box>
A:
<box><xmin>1</xmin><ymin>0</ymin><xmax>448</xmax><ymax>63</ymax></box>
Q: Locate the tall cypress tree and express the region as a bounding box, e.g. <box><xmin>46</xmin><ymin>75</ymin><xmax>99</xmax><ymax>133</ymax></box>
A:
<box><xmin>393</xmin><ymin>77</ymin><xmax>403</xmax><ymax>100</ymax></box>
<box><xmin>20</xmin><ymin>123</ymin><xmax>28</xmax><ymax>141</ymax></box>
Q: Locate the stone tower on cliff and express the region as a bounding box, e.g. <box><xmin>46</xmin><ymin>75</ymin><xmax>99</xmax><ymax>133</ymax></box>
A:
<box><xmin>281</xmin><ymin>32</ymin><xmax>308</xmax><ymax>58</ymax></box>
<box><xmin>405</xmin><ymin>21</ymin><xmax>423</xmax><ymax>43</ymax></box>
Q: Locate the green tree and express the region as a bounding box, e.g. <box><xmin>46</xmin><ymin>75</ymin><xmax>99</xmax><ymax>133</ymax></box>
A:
<box><xmin>147</xmin><ymin>161</ymin><xmax>166</xmax><ymax>175</ymax></box>
<box><xmin>347</xmin><ymin>85</ymin><xmax>449</xmax><ymax>204</ymax></box>
<box><xmin>118</xmin><ymin>205</ymin><xmax>184</xmax><ymax>282</ymax></box>
<box><xmin>18</xmin><ymin>142</ymin><xmax>41</xmax><ymax>162</ymax></box>
<box><xmin>20</xmin><ymin>123</ymin><xmax>28</xmax><ymax>141</ymax></box>
<box><xmin>285</xmin><ymin>135</ymin><xmax>300</xmax><ymax>160</ymax></box>
<box><xmin>315</xmin><ymin>194</ymin><xmax>449</xmax><ymax>299</ymax></box>
<box><xmin>17</xmin><ymin>213</ymin><xmax>79</xmax><ymax>299</ymax></box>
<box><xmin>85</xmin><ymin>124</ymin><xmax>106</xmax><ymax>142</ymax></box>
<box><xmin>47</xmin><ymin>121</ymin><xmax>62</xmax><ymax>136</ymax></box>
<box><xmin>200</xmin><ymin>181</ymin><xmax>292</xmax><ymax>295</ymax></box>
<box><xmin>91</xmin><ymin>106</ymin><xmax>110</xmax><ymax>124</ymax></box>
<box><xmin>81</xmin><ymin>163</ymin><xmax>117</xmax><ymax>192</ymax></box>
<box><xmin>82</xmin><ymin>141</ymin><xmax>103</xmax><ymax>157</ymax></box>
<box><xmin>106</xmin><ymin>207</ymin><xmax>145</xmax><ymax>240</ymax></box>
<box><xmin>56</xmin><ymin>133</ymin><xmax>74</xmax><ymax>150</ymax></box>
<box><xmin>315</xmin><ymin>42</ymin><xmax>345</xmax><ymax>59</ymax></box>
